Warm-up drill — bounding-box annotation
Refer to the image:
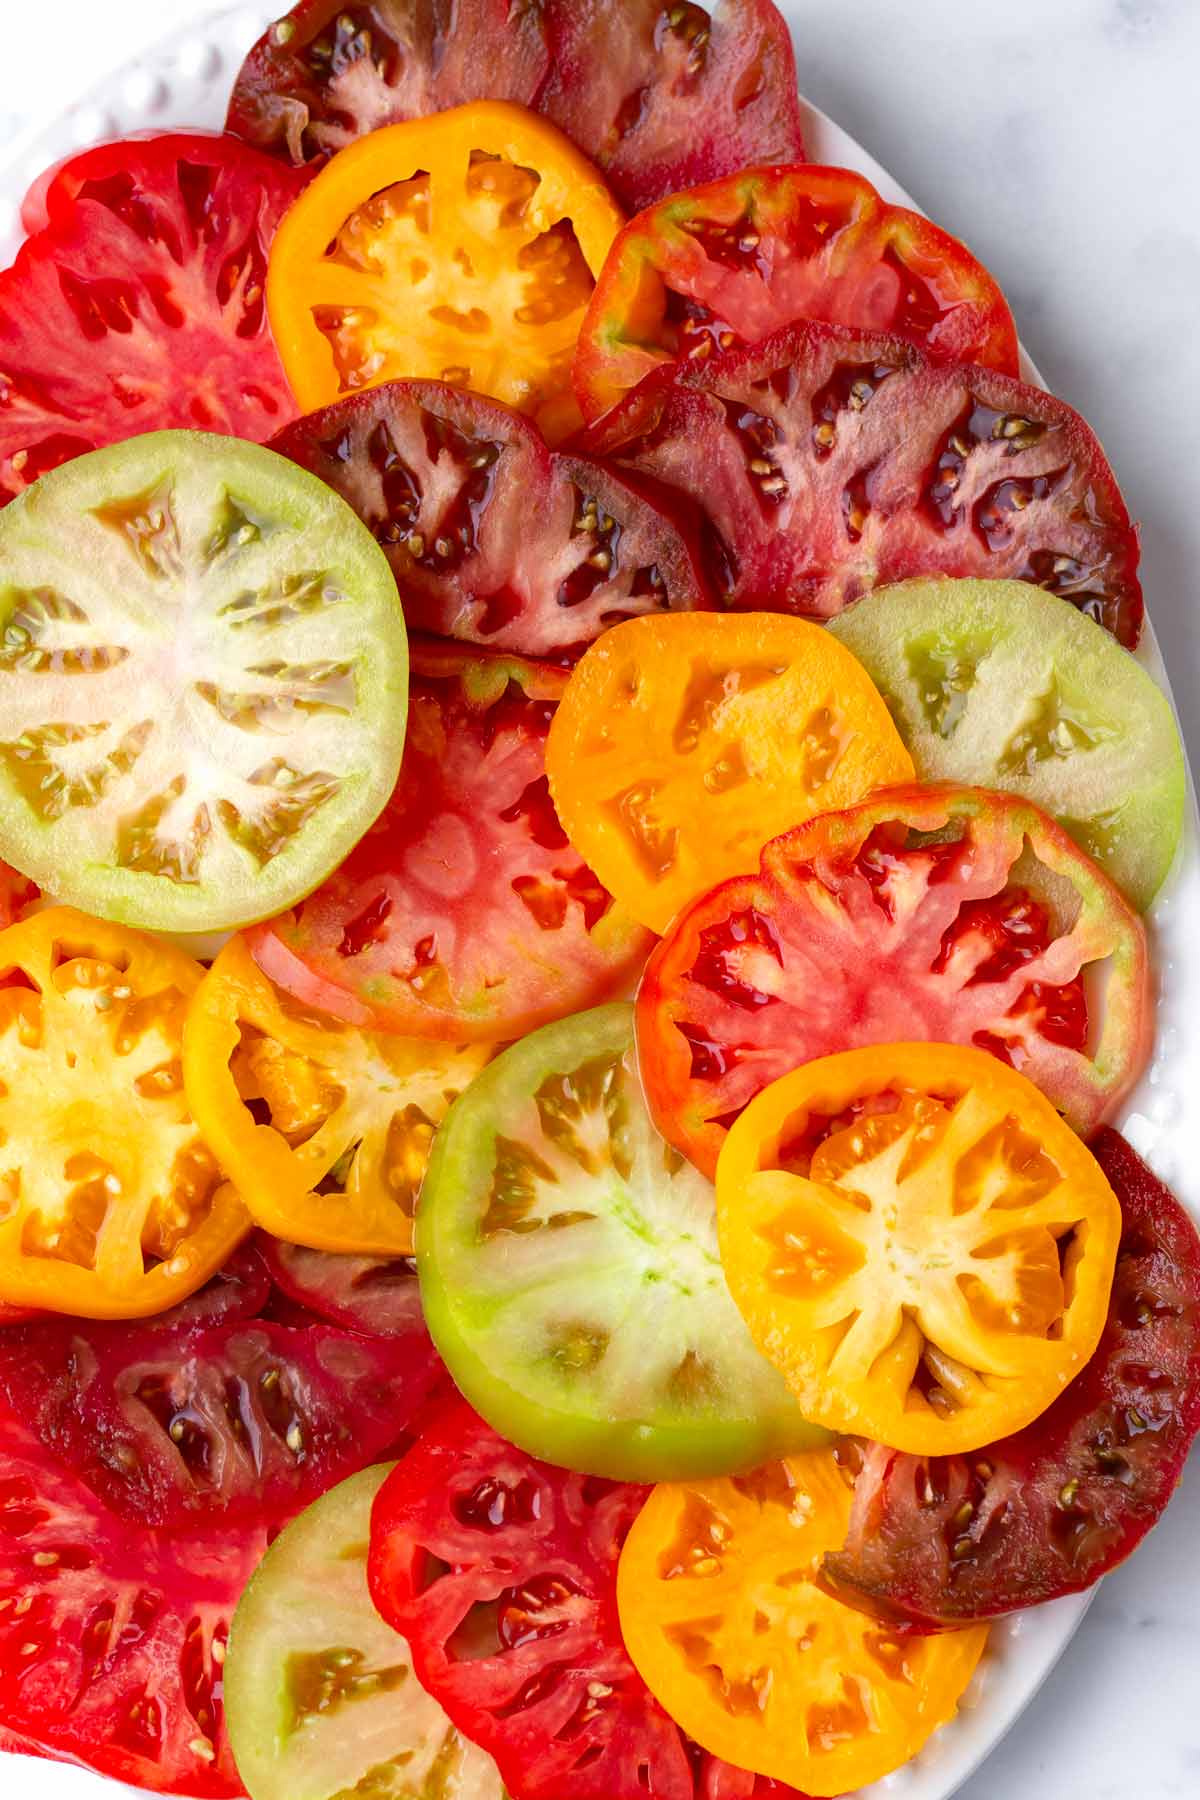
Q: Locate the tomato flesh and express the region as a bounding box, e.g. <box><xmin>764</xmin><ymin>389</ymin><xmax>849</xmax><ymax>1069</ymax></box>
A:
<box><xmin>822</xmin><ymin>1128</ymin><xmax>1200</xmax><ymax>1627</ymax></box>
<box><xmin>260</xmin><ymin>1235</ymin><xmax>430</xmax><ymax>1339</ymax></box>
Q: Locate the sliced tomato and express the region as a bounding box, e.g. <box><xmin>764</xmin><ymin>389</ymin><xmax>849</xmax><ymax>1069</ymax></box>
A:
<box><xmin>539</xmin><ymin>0</ymin><xmax>806</xmax><ymax>215</ymax></box>
<box><xmin>260</xmin><ymin>1236</ymin><xmax>429</xmax><ymax>1339</ymax></box>
<box><xmin>151</xmin><ymin>1239</ymin><xmax>273</xmax><ymax>1332</ymax></box>
<box><xmin>575</xmin><ymin>163</ymin><xmax>1019</xmax><ymax>421</ymax></box>
<box><xmin>580</xmin><ymin>320</ymin><xmax>1144</xmax><ymax>645</ymax></box>
<box><xmin>0</xmin><ymin>134</ymin><xmax>306</xmax><ymax>505</ymax></box>
<box><xmin>249</xmin><ymin>641</ymin><xmax>653</xmax><ymax>1040</ymax></box>
<box><xmin>272</xmin><ymin>380</ymin><xmax>713</xmax><ymax>657</ymax></box>
<box><xmin>227</xmin><ymin>0</ymin><xmax>550</xmax><ymax>164</ymax></box>
<box><xmin>638</xmin><ymin>784</ymin><xmax>1152</xmax><ymax>1175</ymax></box>
<box><xmin>822</xmin><ymin>1128</ymin><xmax>1200</xmax><ymax>1628</ymax></box>
<box><xmin>367</xmin><ymin>1397</ymin><xmax>810</xmax><ymax>1800</ymax></box>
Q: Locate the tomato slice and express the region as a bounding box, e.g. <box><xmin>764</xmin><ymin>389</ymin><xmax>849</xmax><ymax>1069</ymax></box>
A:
<box><xmin>637</xmin><ymin>783</ymin><xmax>1152</xmax><ymax>1175</ymax></box>
<box><xmin>545</xmin><ymin>611</ymin><xmax>914</xmax><ymax>935</ymax></box>
<box><xmin>249</xmin><ymin>641</ymin><xmax>653</xmax><ymax>1041</ymax></box>
<box><xmin>828</xmin><ymin>576</ymin><xmax>1186</xmax><ymax>912</ymax></box>
<box><xmin>0</xmin><ymin>134</ymin><xmax>306</xmax><ymax>505</ymax></box>
<box><xmin>0</xmin><ymin>431</ymin><xmax>408</xmax><ymax>933</ymax></box>
<box><xmin>717</xmin><ymin>1043</ymin><xmax>1123</xmax><ymax>1455</ymax></box>
<box><xmin>575</xmin><ymin>163</ymin><xmax>1019</xmax><ymax>421</ymax></box>
<box><xmin>226</xmin><ymin>1462</ymin><xmax>505</xmax><ymax>1800</ymax></box>
<box><xmin>260</xmin><ymin>1235</ymin><xmax>428</xmax><ymax>1338</ymax></box>
<box><xmin>822</xmin><ymin>1128</ymin><xmax>1200</xmax><ymax>1629</ymax></box>
<box><xmin>539</xmin><ymin>0</ymin><xmax>806</xmax><ymax>215</ymax></box>
<box><xmin>618</xmin><ymin>1451</ymin><xmax>987</xmax><ymax>1795</ymax></box>
<box><xmin>580</xmin><ymin>320</ymin><xmax>1144</xmax><ymax>645</ymax></box>
<box><xmin>271</xmin><ymin>380</ymin><xmax>713</xmax><ymax>657</ymax></box>
<box><xmin>266</xmin><ymin>104</ymin><xmax>624</xmax><ymax>444</ymax></box>
<box><xmin>368</xmin><ymin>1397</ymin><xmax>810</xmax><ymax>1800</ymax></box>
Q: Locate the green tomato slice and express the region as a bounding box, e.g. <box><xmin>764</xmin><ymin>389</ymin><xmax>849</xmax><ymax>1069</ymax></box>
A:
<box><xmin>225</xmin><ymin>1463</ymin><xmax>506</xmax><ymax>1800</ymax></box>
<box><xmin>829</xmin><ymin>576</ymin><xmax>1185</xmax><ymax>911</ymax></box>
<box><xmin>0</xmin><ymin>431</ymin><xmax>407</xmax><ymax>931</ymax></box>
<box><xmin>417</xmin><ymin>1003</ymin><xmax>829</xmax><ymax>1480</ymax></box>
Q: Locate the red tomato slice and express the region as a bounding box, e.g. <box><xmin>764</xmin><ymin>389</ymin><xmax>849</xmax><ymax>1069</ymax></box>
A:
<box><xmin>249</xmin><ymin>641</ymin><xmax>654</xmax><ymax>1040</ymax></box>
<box><xmin>271</xmin><ymin>381</ymin><xmax>712</xmax><ymax>658</ymax></box>
<box><xmin>0</xmin><ymin>1402</ymin><xmax>258</xmax><ymax>1794</ymax></box>
<box><xmin>822</xmin><ymin>1128</ymin><xmax>1200</xmax><ymax>1629</ymax></box>
<box><xmin>581</xmin><ymin>320</ymin><xmax>1144</xmax><ymax>645</ymax></box>
<box><xmin>539</xmin><ymin>0</ymin><xmax>806</xmax><ymax>214</ymax></box>
<box><xmin>0</xmin><ymin>134</ymin><xmax>306</xmax><ymax>505</ymax></box>
<box><xmin>637</xmin><ymin>784</ymin><xmax>1150</xmax><ymax>1175</ymax></box>
<box><xmin>259</xmin><ymin>1234</ymin><xmax>429</xmax><ymax>1340</ymax></box>
<box><xmin>367</xmin><ymin>1397</ymin><xmax>809</xmax><ymax>1800</ymax></box>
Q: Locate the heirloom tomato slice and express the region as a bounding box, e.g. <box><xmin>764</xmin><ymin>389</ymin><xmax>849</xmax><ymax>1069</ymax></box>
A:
<box><xmin>227</xmin><ymin>0</ymin><xmax>550</xmax><ymax>164</ymax></box>
<box><xmin>638</xmin><ymin>783</ymin><xmax>1152</xmax><ymax>1176</ymax></box>
<box><xmin>185</xmin><ymin>935</ymin><xmax>490</xmax><ymax>1256</ymax></box>
<box><xmin>417</xmin><ymin>1004</ymin><xmax>824</xmax><ymax>1481</ymax></box>
<box><xmin>829</xmin><ymin>577</ymin><xmax>1185</xmax><ymax>911</ymax></box>
<box><xmin>368</xmin><ymin>1397</ymin><xmax>811</xmax><ymax>1800</ymax></box>
<box><xmin>545</xmin><ymin>611</ymin><xmax>914</xmax><ymax>935</ymax></box>
<box><xmin>0</xmin><ymin>431</ymin><xmax>407</xmax><ymax>933</ymax></box>
<box><xmin>265</xmin><ymin>104</ymin><xmax>624</xmax><ymax>443</ymax></box>
<box><xmin>0</xmin><ymin>134</ymin><xmax>305</xmax><ymax>505</ymax></box>
<box><xmin>250</xmin><ymin>642</ymin><xmax>652</xmax><ymax>1041</ymax></box>
<box><xmin>717</xmin><ymin>1043</ymin><xmax>1123</xmax><ymax>1455</ymax></box>
<box><xmin>580</xmin><ymin>320</ymin><xmax>1144</xmax><ymax>644</ymax></box>
<box><xmin>575</xmin><ymin>163</ymin><xmax>1019</xmax><ymax>422</ymax></box>
<box><xmin>617</xmin><ymin>1451</ymin><xmax>987</xmax><ymax>1795</ymax></box>
<box><xmin>226</xmin><ymin>1463</ymin><xmax>505</xmax><ymax>1800</ymax></box>
<box><xmin>822</xmin><ymin>1128</ymin><xmax>1200</xmax><ymax>1629</ymax></box>
<box><xmin>0</xmin><ymin>908</ymin><xmax>250</xmax><ymax>1320</ymax></box>
<box><xmin>272</xmin><ymin>380</ymin><xmax>712</xmax><ymax>657</ymax></box>
<box><xmin>261</xmin><ymin>1235</ymin><xmax>428</xmax><ymax>1338</ymax></box>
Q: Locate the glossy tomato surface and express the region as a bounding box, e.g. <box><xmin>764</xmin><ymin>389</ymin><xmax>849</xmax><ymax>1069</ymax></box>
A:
<box><xmin>580</xmin><ymin>320</ymin><xmax>1144</xmax><ymax>645</ymax></box>
<box><xmin>260</xmin><ymin>1236</ymin><xmax>429</xmax><ymax>1340</ymax></box>
<box><xmin>0</xmin><ymin>134</ymin><xmax>306</xmax><ymax>505</ymax></box>
<box><xmin>250</xmin><ymin>641</ymin><xmax>653</xmax><ymax>1040</ymax></box>
<box><xmin>822</xmin><ymin>1128</ymin><xmax>1200</xmax><ymax>1628</ymax></box>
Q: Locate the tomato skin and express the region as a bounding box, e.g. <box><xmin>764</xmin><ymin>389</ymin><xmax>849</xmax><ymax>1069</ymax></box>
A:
<box><xmin>579</xmin><ymin>320</ymin><xmax>1144</xmax><ymax>646</ymax></box>
<box><xmin>822</xmin><ymin>1128</ymin><xmax>1200</xmax><ymax>1629</ymax></box>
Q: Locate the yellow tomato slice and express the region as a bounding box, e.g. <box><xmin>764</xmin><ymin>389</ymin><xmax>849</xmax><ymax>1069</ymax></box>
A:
<box><xmin>544</xmin><ymin>612</ymin><xmax>914</xmax><ymax>934</ymax></box>
<box><xmin>266</xmin><ymin>102</ymin><xmax>624</xmax><ymax>442</ymax></box>
<box><xmin>183</xmin><ymin>934</ymin><xmax>490</xmax><ymax>1255</ymax></box>
<box><xmin>717</xmin><ymin>1043</ymin><xmax>1121</xmax><ymax>1454</ymax></box>
<box><xmin>618</xmin><ymin>1449</ymin><xmax>988</xmax><ymax>1795</ymax></box>
<box><xmin>0</xmin><ymin>907</ymin><xmax>250</xmax><ymax>1318</ymax></box>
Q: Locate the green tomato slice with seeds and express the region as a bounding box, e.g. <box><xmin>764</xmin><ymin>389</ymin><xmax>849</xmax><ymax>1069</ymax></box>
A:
<box><xmin>829</xmin><ymin>576</ymin><xmax>1185</xmax><ymax>911</ymax></box>
<box><xmin>225</xmin><ymin>1463</ymin><xmax>506</xmax><ymax>1800</ymax></box>
<box><xmin>416</xmin><ymin>1003</ymin><xmax>829</xmax><ymax>1481</ymax></box>
<box><xmin>0</xmin><ymin>431</ymin><xmax>407</xmax><ymax>932</ymax></box>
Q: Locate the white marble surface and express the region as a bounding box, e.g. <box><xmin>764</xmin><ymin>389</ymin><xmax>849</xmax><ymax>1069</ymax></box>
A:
<box><xmin>2</xmin><ymin>3</ymin><xmax>1200</xmax><ymax>1798</ymax></box>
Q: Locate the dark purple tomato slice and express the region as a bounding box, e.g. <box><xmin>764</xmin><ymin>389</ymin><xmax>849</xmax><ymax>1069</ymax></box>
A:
<box><xmin>367</xmin><ymin>1397</ymin><xmax>809</xmax><ymax>1800</ymax></box>
<box><xmin>259</xmin><ymin>1234</ymin><xmax>429</xmax><ymax>1339</ymax></box>
<box><xmin>580</xmin><ymin>320</ymin><xmax>1144</xmax><ymax>645</ymax></box>
<box><xmin>821</xmin><ymin>1128</ymin><xmax>1200</xmax><ymax>1630</ymax></box>
<box><xmin>226</xmin><ymin>0</ymin><xmax>549</xmax><ymax>163</ymax></box>
<box><xmin>0</xmin><ymin>134</ymin><xmax>307</xmax><ymax>505</ymax></box>
<box><xmin>539</xmin><ymin>0</ymin><xmax>807</xmax><ymax>215</ymax></box>
<box><xmin>271</xmin><ymin>381</ymin><xmax>712</xmax><ymax>658</ymax></box>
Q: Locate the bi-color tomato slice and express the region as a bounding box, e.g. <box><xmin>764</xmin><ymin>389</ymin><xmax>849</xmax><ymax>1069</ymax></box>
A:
<box><xmin>580</xmin><ymin>320</ymin><xmax>1144</xmax><ymax>645</ymax></box>
<box><xmin>417</xmin><ymin>1004</ymin><xmax>824</xmax><ymax>1480</ymax></box>
<box><xmin>617</xmin><ymin>1452</ymin><xmax>988</xmax><ymax>1796</ymax></box>
<box><xmin>184</xmin><ymin>935</ymin><xmax>490</xmax><ymax>1256</ymax></box>
<box><xmin>272</xmin><ymin>380</ymin><xmax>713</xmax><ymax>657</ymax></box>
<box><xmin>545</xmin><ymin>611</ymin><xmax>914</xmax><ymax>935</ymax></box>
<box><xmin>717</xmin><ymin>1044</ymin><xmax>1124</xmax><ymax>1455</ymax></box>
<box><xmin>575</xmin><ymin>163</ymin><xmax>1019</xmax><ymax>421</ymax></box>
<box><xmin>250</xmin><ymin>641</ymin><xmax>653</xmax><ymax>1041</ymax></box>
<box><xmin>266</xmin><ymin>104</ymin><xmax>624</xmax><ymax>443</ymax></box>
<box><xmin>0</xmin><ymin>134</ymin><xmax>306</xmax><ymax>505</ymax></box>
<box><xmin>828</xmin><ymin>577</ymin><xmax>1186</xmax><ymax>912</ymax></box>
<box><xmin>637</xmin><ymin>783</ymin><xmax>1152</xmax><ymax>1175</ymax></box>
<box><xmin>0</xmin><ymin>431</ymin><xmax>408</xmax><ymax>933</ymax></box>
<box><xmin>367</xmin><ymin>1397</ymin><xmax>811</xmax><ymax>1800</ymax></box>
<box><xmin>822</xmin><ymin>1128</ymin><xmax>1200</xmax><ymax>1629</ymax></box>
<box><xmin>226</xmin><ymin>1463</ymin><xmax>505</xmax><ymax>1800</ymax></box>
